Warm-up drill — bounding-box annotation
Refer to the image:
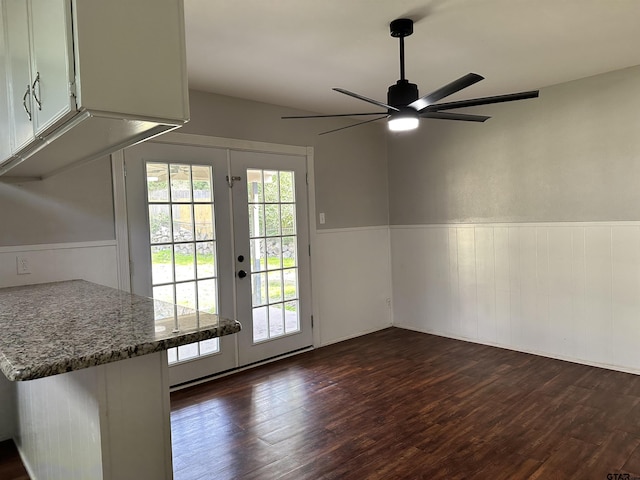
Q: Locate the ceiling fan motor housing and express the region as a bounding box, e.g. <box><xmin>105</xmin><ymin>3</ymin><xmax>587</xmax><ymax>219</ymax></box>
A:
<box><xmin>388</xmin><ymin>79</ymin><xmax>419</xmax><ymax>109</ymax></box>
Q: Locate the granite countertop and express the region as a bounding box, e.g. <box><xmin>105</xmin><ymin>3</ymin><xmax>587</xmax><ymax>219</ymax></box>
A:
<box><xmin>0</xmin><ymin>280</ymin><xmax>241</xmax><ymax>381</ymax></box>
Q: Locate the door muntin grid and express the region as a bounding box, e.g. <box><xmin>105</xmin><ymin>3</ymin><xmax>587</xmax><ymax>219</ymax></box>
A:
<box><xmin>146</xmin><ymin>162</ymin><xmax>221</xmax><ymax>363</ymax></box>
<box><xmin>247</xmin><ymin>169</ymin><xmax>300</xmax><ymax>343</ymax></box>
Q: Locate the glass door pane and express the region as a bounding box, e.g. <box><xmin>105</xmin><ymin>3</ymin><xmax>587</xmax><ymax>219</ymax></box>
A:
<box><xmin>247</xmin><ymin>169</ymin><xmax>300</xmax><ymax>342</ymax></box>
<box><xmin>146</xmin><ymin>161</ymin><xmax>220</xmax><ymax>364</ymax></box>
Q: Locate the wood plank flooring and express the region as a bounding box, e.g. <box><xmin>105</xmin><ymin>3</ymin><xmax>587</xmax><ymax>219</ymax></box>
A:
<box><xmin>170</xmin><ymin>327</ymin><xmax>640</xmax><ymax>479</ymax></box>
<box><xmin>3</xmin><ymin>327</ymin><xmax>640</xmax><ymax>479</ymax></box>
<box><xmin>0</xmin><ymin>440</ymin><xmax>29</xmax><ymax>480</ymax></box>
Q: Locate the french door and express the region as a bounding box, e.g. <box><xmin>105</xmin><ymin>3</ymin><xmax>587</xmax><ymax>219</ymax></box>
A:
<box><xmin>124</xmin><ymin>141</ymin><xmax>313</xmax><ymax>386</ymax></box>
<box><xmin>230</xmin><ymin>150</ymin><xmax>312</xmax><ymax>366</ymax></box>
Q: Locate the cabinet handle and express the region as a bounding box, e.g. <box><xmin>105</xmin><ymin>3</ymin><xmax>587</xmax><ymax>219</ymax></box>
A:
<box><xmin>22</xmin><ymin>85</ymin><xmax>32</xmax><ymax>121</ymax></box>
<box><xmin>32</xmin><ymin>72</ymin><xmax>42</xmax><ymax>111</ymax></box>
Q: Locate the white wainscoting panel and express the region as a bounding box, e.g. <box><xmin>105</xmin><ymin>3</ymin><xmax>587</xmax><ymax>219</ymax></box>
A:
<box><xmin>313</xmin><ymin>226</ymin><xmax>393</xmax><ymax>346</ymax></box>
<box><xmin>0</xmin><ymin>241</ymin><xmax>119</xmax><ymax>289</ymax></box>
<box><xmin>391</xmin><ymin>223</ymin><xmax>640</xmax><ymax>374</ymax></box>
<box><xmin>0</xmin><ymin>241</ymin><xmax>120</xmax><ymax>442</ymax></box>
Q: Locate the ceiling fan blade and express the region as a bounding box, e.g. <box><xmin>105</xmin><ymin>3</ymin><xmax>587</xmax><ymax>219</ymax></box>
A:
<box><xmin>420</xmin><ymin>111</ymin><xmax>490</xmax><ymax>122</ymax></box>
<box><xmin>425</xmin><ymin>90</ymin><xmax>539</xmax><ymax>112</ymax></box>
<box><xmin>282</xmin><ymin>112</ymin><xmax>386</xmax><ymax>119</ymax></box>
<box><xmin>319</xmin><ymin>116</ymin><xmax>388</xmax><ymax>136</ymax></box>
<box><xmin>333</xmin><ymin>88</ymin><xmax>400</xmax><ymax>112</ymax></box>
<box><xmin>409</xmin><ymin>73</ymin><xmax>485</xmax><ymax>112</ymax></box>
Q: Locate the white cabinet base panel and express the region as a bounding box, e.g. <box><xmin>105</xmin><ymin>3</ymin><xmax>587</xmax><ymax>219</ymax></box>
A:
<box><xmin>15</xmin><ymin>352</ymin><xmax>173</xmax><ymax>480</ymax></box>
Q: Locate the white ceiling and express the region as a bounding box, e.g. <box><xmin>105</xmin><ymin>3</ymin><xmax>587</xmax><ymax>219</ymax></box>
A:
<box><xmin>184</xmin><ymin>0</ymin><xmax>640</xmax><ymax>116</ymax></box>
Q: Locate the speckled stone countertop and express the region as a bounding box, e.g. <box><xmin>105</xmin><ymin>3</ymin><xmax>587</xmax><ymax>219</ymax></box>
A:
<box><xmin>0</xmin><ymin>280</ymin><xmax>241</xmax><ymax>381</ymax></box>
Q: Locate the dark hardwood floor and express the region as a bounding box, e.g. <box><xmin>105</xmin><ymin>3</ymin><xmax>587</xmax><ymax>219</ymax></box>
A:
<box><xmin>170</xmin><ymin>327</ymin><xmax>640</xmax><ymax>479</ymax></box>
<box><xmin>3</xmin><ymin>327</ymin><xmax>640</xmax><ymax>479</ymax></box>
<box><xmin>0</xmin><ymin>440</ymin><xmax>29</xmax><ymax>480</ymax></box>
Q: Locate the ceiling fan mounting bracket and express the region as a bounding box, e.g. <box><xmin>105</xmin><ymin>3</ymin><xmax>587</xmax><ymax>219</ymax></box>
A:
<box><xmin>390</xmin><ymin>18</ymin><xmax>413</xmax><ymax>38</ymax></box>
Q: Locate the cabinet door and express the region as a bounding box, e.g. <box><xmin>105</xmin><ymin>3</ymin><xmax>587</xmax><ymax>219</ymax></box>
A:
<box><xmin>0</xmin><ymin>2</ymin><xmax>11</xmax><ymax>162</ymax></box>
<box><xmin>29</xmin><ymin>0</ymin><xmax>75</xmax><ymax>135</ymax></box>
<box><xmin>4</xmin><ymin>0</ymin><xmax>34</xmax><ymax>152</ymax></box>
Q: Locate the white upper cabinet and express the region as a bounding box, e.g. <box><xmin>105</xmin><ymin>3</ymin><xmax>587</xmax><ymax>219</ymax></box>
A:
<box><xmin>0</xmin><ymin>0</ymin><xmax>189</xmax><ymax>179</ymax></box>
<box><xmin>3</xmin><ymin>0</ymin><xmax>74</xmax><ymax>152</ymax></box>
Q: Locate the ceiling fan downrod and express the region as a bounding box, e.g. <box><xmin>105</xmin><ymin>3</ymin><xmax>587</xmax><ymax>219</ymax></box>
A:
<box><xmin>388</xmin><ymin>18</ymin><xmax>419</xmax><ymax>108</ymax></box>
<box><xmin>390</xmin><ymin>18</ymin><xmax>413</xmax><ymax>81</ymax></box>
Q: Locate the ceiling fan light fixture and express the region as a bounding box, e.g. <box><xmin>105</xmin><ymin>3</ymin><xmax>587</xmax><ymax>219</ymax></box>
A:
<box><xmin>388</xmin><ymin>110</ymin><xmax>419</xmax><ymax>132</ymax></box>
<box><xmin>281</xmin><ymin>17</ymin><xmax>539</xmax><ymax>135</ymax></box>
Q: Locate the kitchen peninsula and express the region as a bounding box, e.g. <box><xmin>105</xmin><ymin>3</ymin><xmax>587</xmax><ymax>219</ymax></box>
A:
<box><xmin>0</xmin><ymin>280</ymin><xmax>241</xmax><ymax>479</ymax></box>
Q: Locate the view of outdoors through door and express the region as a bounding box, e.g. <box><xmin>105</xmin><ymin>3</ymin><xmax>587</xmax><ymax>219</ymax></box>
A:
<box><xmin>126</xmin><ymin>142</ymin><xmax>312</xmax><ymax>383</ymax></box>
<box><xmin>146</xmin><ymin>162</ymin><xmax>220</xmax><ymax>363</ymax></box>
<box><xmin>247</xmin><ymin>169</ymin><xmax>301</xmax><ymax>342</ymax></box>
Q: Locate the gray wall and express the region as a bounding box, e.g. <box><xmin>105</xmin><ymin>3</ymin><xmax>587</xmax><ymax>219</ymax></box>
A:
<box><xmin>388</xmin><ymin>65</ymin><xmax>640</xmax><ymax>225</ymax></box>
<box><xmin>185</xmin><ymin>90</ymin><xmax>389</xmax><ymax>229</ymax></box>
<box><xmin>0</xmin><ymin>89</ymin><xmax>389</xmax><ymax>249</ymax></box>
<box><xmin>0</xmin><ymin>157</ymin><xmax>115</xmax><ymax>246</ymax></box>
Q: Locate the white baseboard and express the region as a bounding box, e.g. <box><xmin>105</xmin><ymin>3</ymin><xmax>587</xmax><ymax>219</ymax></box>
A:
<box><xmin>395</xmin><ymin>323</ymin><xmax>640</xmax><ymax>377</ymax></box>
<box><xmin>319</xmin><ymin>324</ymin><xmax>393</xmax><ymax>348</ymax></box>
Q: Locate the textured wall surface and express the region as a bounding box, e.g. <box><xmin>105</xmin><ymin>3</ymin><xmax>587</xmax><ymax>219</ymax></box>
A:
<box><xmin>184</xmin><ymin>90</ymin><xmax>389</xmax><ymax>229</ymax></box>
<box><xmin>388</xmin><ymin>66</ymin><xmax>640</xmax><ymax>225</ymax></box>
<box><xmin>0</xmin><ymin>157</ymin><xmax>115</xmax><ymax>246</ymax></box>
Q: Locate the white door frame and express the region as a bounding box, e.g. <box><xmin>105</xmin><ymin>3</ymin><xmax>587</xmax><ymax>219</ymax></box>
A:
<box><xmin>111</xmin><ymin>132</ymin><xmax>321</xmax><ymax>349</ymax></box>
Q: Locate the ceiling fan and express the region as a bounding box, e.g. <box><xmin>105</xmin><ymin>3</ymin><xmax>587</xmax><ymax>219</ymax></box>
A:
<box><xmin>282</xmin><ymin>18</ymin><xmax>539</xmax><ymax>135</ymax></box>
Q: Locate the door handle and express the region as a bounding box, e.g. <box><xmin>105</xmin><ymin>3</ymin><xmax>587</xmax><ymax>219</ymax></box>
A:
<box><xmin>32</xmin><ymin>72</ymin><xmax>42</xmax><ymax>111</ymax></box>
<box><xmin>22</xmin><ymin>85</ymin><xmax>32</xmax><ymax>121</ymax></box>
<box><xmin>237</xmin><ymin>270</ymin><xmax>247</xmax><ymax>279</ymax></box>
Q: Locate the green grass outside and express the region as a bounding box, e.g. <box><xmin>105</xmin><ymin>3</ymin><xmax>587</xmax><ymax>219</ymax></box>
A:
<box><xmin>152</xmin><ymin>249</ymin><xmax>297</xmax><ymax>310</ymax></box>
<box><xmin>152</xmin><ymin>250</ymin><xmax>295</xmax><ymax>268</ymax></box>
